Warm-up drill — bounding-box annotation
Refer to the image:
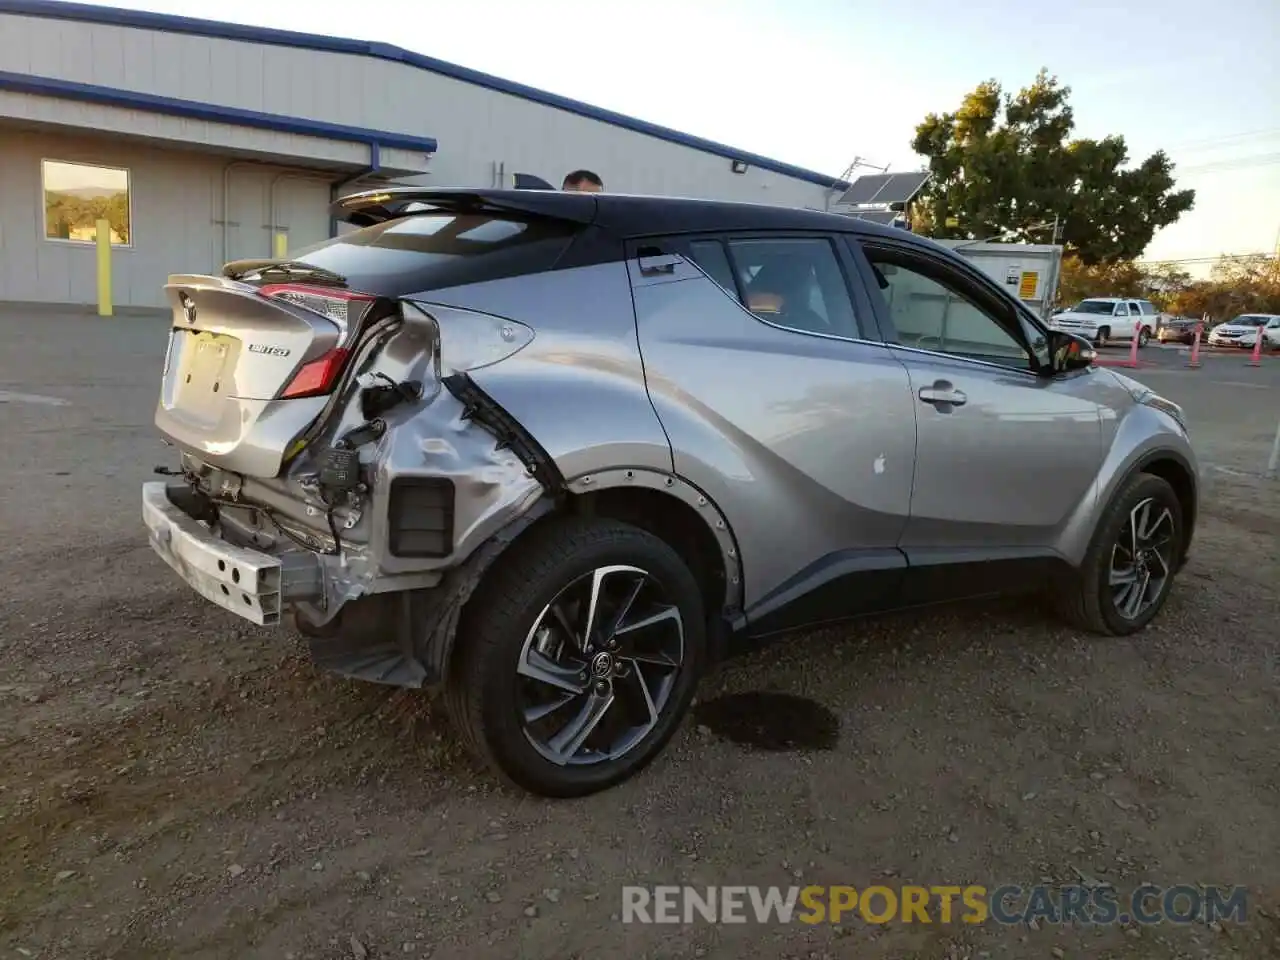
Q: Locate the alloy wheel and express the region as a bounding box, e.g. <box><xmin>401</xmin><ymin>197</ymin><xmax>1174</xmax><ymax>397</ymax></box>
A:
<box><xmin>1109</xmin><ymin>497</ymin><xmax>1176</xmax><ymax>620</ymax></box>
<box><xmin>516</xmin><ymin>565</ymin><xmax>685</xmax><ymax>766</ymax></box>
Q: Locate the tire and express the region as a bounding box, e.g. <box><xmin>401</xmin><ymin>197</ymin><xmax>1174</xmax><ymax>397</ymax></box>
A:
<box><xmin>1095</xmin><ymin>326</ymin><xmax>1110</xmax><ymax>348</ymax></box>
<box><xmin>1138</xmin><ymin>327</ymin><xmax>1151</xmax><ymax>347</ymax></box>
<box><xmin>445</xmin><ymin>516</ymin><xmax>707</xmax><ymax>798</ymax></box>
<box><xmin>1051</xmin><ymin>472</ymin><xmax>1184</xmax><ymax>636</ymax></box>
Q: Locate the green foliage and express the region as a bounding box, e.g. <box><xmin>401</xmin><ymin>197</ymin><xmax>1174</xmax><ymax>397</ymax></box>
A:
<box><xmin>1058</xmin><ymin>253</ymin><xmax>1280</xmax><ymax>321</ymax></box>
<box><xmin>911</xmin><ymin>70</ymin><xmax>1195</xmax><ymax>265</ymax></box>
<box><xmin>44</xmin><ymin>190</ymin><xmax>130</xmax><ymax>244</ymax></box>
<box><xmin>1172</xmin><ymin>255</ymin><xmax>1280</xmax><ymax>320</ymax></box>
<box><xmin>1058</xmin><ymin>256</ymin><xmax>1191</xmax><ymax>310</ymax></box>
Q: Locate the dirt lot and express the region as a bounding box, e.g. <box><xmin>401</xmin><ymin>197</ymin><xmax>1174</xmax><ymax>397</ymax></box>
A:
<box><xmin>2</xmin><ymin>310</ymin><xmax>1278</xmax><ymax>960</ymax></box>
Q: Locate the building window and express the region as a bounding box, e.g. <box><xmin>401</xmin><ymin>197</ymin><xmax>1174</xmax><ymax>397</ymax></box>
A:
<box><xmin>42</xmin><ymin>160</ymin><xmax>131</xmax><ymax>246</ymax></box>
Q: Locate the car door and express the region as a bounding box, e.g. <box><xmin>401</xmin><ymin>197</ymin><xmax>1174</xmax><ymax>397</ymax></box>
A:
<box><xmin>1265</xmin><ymin>316</ymin><xmax>1280</xmax><ymax>347</ymax></box>
<box><xmin>1121</xmin><ymin>304</ymin><xmax>1141</xmax><ymax>343</ymax></box>
<box><xmin>846</xmin><ymin>235</ymin><xmax>1109</xmax><ymax>602</ymax></box>
<box><xmin>626</xmin><ymin>231</ymin><xmax>918</xmax><ymax>634</ymax></box>
<box><xmin>1127</xmin><ymin>300</ymin><xmax>1148</xmax><ymax>338</ymax></box>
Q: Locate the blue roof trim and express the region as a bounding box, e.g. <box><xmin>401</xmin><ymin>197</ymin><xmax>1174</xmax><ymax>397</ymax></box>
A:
<box><xmin>0</xmin><ymin>69</ymin><xmax>438</xmax><ymax>153</ymax></box>
<box><xmin>0</xmin><ymin>0</ymin><xmax>849</xmax><ymax>191</ymax></box>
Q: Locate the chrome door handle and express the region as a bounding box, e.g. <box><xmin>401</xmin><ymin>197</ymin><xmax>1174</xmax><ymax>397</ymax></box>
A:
<box><xmin>918</xmin><ymin>386</ymin><xmax>967</xmax><ymax>406</ymax></box>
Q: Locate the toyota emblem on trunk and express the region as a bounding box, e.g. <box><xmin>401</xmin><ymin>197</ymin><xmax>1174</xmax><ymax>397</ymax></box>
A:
<box><xmin>179</xmin><ymin>293</ymin><xmax>197</xmax><ymax>324</ymax></box>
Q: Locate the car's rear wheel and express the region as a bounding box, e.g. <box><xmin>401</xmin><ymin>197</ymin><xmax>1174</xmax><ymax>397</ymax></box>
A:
<box><xmin>446</xmin><ymin>516</ymin><xmax>706</xmax><ymax>797</ymax></box>
<box><xmin>1052</xmin><ymin>472</ymin><xmax>1183</xmax><ymax>636</ymax></box>
<box><xmin>1095</xmin><ymin>326</ymin><xmax>1110</xmax><ymax>348</ymax></box>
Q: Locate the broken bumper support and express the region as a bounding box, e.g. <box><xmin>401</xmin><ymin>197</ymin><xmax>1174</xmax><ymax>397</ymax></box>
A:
<box><xmin>142</xmin><ymin>481</ymin><xmax>322</xmax><ymax>626</ymax></box>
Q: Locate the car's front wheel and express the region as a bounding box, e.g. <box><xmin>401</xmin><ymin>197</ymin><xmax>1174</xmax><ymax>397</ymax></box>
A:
<box><xmin>1052</xmin><ymin>472</ymin><xmax>1184</xmax><ymax>636</ymax></box>
<box><xmin>1138</xmin><ymin>327</ymin><xmax>1151</xmax><ymax>347</ymax></box>
<box><xmin>446</xmin><ymin>516</ymin><xmax>706</xmax><ymax>797</ymax></box>
<box><xmin>1095</xmin><ymin>326</ymin><xmax>1111</xmax><ymax>348</ymax></box>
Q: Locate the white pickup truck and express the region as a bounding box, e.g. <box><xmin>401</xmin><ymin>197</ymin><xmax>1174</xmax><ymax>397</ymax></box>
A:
<box><xmin>1048</xmin><ymin>297</ymin><xmax>1160</xmax><ymax>348</ymax></box>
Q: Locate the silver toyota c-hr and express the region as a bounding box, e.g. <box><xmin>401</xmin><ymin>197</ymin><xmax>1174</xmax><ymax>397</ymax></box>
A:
<box><xmin>143</xmin><ymin>188</ymin><xmax>1198</xmax><ymax>797</ymax></box>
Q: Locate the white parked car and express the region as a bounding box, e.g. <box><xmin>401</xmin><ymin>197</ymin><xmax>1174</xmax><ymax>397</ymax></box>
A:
<box><xmin>1048</xmin><ymin>297</ymin><xmax>1159</xmax><ymax>348</ymax></box>
<box><xmin>1206</xmin><ymin>314</ymin><xmax>1280</xmax><ymax>349</ymax></box>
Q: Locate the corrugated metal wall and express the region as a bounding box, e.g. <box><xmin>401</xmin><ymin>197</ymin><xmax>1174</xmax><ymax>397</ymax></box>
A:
<box><xmin>0</xmin><ymin>9</ymin><xmax>850</xmax><ymax>307</ymax></box>
<box><xmin>0</xmin><ymin>130</ymin><xmax>334</xmax><ymax>308</ymax></box>
<box><xmin>0</xmin><ymin>12</ymin><xmax>837</xmax><ymax>209</ymax></box>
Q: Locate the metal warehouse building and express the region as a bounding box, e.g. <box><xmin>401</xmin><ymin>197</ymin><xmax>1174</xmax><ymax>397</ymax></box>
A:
<box><xmin>0</xmin><ymin>0</ymin><xmax>851</xmax><ymax>309</ymax></box>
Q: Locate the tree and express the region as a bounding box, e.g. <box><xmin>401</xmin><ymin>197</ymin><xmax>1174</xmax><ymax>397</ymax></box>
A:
<box><xmin>1170</xmin><ymin>255</ymin><xmax>1280</xmax><ymax>320</ymax></box>
<box><xmin>911</xmin><ymin>70</ymin><xmax>1195</xmax><ymax>265</ymax></box>
<box><xmin>1056</xmin><ymin>256</ymin><xmax>1192</xmax><ymax>311</ymax></box>
<box><xmin>43</xmin><ymin>190</ymin><xmax>129</xmax><ymax>243</ymax></box>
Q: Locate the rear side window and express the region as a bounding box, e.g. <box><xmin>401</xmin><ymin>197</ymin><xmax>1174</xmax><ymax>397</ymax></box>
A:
<box><xmin>687</xmin><ymin>239</ymin><xmax>739</xmax><ymax>294</ymax></box>
<box><xmin>725</xmin><ymin>238</ymin><xmax>859</xmax><ymax>339</ymax></box>
<box><xmin>287</xmin><ymin>212</ymin><xmax>578</xmax><ymax>296</ymax></box>
<box><xmin>685</xmin><ymin>236</ymin><xmax>860</xmax><ymax>340</ymax></box>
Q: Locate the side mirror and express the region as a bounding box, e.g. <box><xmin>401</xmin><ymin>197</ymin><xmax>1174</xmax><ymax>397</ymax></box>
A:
<box><xmin>1050</xmin><ymin>332</ymin><xmax>1096</xmax><ymax>372</ymax></box>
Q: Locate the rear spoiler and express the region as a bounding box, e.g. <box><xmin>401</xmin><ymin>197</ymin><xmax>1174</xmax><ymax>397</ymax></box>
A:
<box><xmin>331</xmin><ymin>187</ymin><xmax>599</xmax><ymax>228</ymax></box>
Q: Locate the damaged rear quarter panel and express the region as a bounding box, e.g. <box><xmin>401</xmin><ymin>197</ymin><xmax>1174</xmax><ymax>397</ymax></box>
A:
<box><xmin>414</xmin><ymin>260</ymin><xmax>675</xmax><ymax>479</ymax></box>
<box><xmin>366</xmin><ymin>383</ymin><xmax>545</xmax><ymax>576</ymax></box>
<box><xmin>304</xmin><ymin>308</ymin><xmax>545</xmax><ymax>581</ymax></box>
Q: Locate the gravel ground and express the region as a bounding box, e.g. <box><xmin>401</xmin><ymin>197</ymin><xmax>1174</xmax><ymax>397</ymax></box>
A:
<box><xmin>1</xmin><ymin>310</ymin><xmax>1278</xmax><ymax>960</ymax></box>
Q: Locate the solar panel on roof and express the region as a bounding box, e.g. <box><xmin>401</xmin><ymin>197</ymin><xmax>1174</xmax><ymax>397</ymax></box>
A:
<box><xmin>838</xmin><ymin>170</ymin><xmax>931</xmax><ymax>207</ymax></box>
<box><xmin>853</xmin><ymin>210</ymin><xmax>900</xmax><ymax>225</ymax></box>
<box><xmin>839</xmin><ymin>174</ymin><xmax>897</xmax><ymax>205</ymax></box>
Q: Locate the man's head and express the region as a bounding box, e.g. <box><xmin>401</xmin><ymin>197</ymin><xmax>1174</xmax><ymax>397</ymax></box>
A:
<box><xmin>562</xmin><ymin>169</ymin><xmax>604</xmax><ymax>192</ymax></box>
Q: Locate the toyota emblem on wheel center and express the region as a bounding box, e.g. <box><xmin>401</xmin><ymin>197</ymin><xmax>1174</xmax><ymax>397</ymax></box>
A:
<box><xmin>590</xmin><ymin>652</ymin><xmax>613</xmax><ymax>678</ymax></box>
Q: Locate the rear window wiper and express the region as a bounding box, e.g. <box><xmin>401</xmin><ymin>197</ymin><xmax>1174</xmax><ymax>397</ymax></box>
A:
<box><xmin>223</xmin><ymin>258</ymin><xmax>348</xmax><ymax>286</ymax></box>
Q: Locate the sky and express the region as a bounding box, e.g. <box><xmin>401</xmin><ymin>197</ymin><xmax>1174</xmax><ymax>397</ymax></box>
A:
<box><xmin>89</xmin><ymin>0</ymin><xmax>1280</xmax><ymax>269</ymax></box>
<box><xmin>42</xmin><ymin>158</ymin><xmax>128</xmax><ymax>193</ymax></box>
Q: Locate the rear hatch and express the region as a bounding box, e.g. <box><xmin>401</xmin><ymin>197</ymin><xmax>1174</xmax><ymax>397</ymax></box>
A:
<box><xmin>155</xmin><ymin>193</ymin><xmax>586</xmax><ymax>478</ymax></box>
<box><xmin>156</xmin><ymin>271</ymin><xmax>386</xmax><ymax>478</ymax></box>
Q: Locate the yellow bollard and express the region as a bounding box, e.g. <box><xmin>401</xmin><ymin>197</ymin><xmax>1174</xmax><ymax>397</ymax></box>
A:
<box><xmin>95</xmin><ymin>218</ymin><xmax>113</xmax><ymax>317</ymax></box>
<box><xmin>273</xmin><ymin>232</ymin><xmax>288</xmax><ymax>259</ymax></box>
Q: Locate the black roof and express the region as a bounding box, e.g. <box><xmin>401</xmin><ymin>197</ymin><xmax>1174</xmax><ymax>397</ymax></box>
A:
<box><xmin>333</xmin><ymin>187</ymin><xmax>915</xmax><ymax>244</ymax></box>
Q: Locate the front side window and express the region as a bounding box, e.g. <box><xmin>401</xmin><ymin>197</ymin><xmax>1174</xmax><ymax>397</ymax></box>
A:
<box><xmin>42</xmin><ymin>159</ymin><xmax>131</xmax><ymax>246</ymax></box>
<box><xmin>862</xmin><ymin>249</ymin><xmax>1030</xmax><ymax>367</ymax></box>
<box><xmin>723</xmin><ymin>237</ymin><xmax>859</xmax><ymax>339</ymax></box>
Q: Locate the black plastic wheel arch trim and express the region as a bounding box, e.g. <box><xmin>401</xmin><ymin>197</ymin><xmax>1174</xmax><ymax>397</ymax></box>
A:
<box><xmin>442</xmin><ymin>372</ymin><xmax>566</xmax><ymax>497</ymax></box>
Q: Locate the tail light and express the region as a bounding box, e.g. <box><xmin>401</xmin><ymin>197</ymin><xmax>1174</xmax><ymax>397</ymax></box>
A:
<box><xmin>260</xmin><ymin>284</ymin><xmax>376</xmax><ymax>399</ymax></box>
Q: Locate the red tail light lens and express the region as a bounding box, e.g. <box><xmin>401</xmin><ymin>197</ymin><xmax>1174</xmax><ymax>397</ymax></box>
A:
<box><xmin>260</xmin><ymin>284</ymin><xmax>375</xmax><ymax>400</ymax></box>
<box><xmin>280</xmin><ymin>347</ymin><xmax>351</xmax><ymax>399</ymax></box>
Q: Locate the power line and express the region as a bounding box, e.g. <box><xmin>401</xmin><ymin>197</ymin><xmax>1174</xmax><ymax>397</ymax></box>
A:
<box><xmin>1163</xmin><ymin>127</ymin><xmax>1280</xmax><ymax>152</ymax></box>
<box><xmin>1174</xmin><ymin>152</ymin><xmax>1280</xmax><ymax>175</ymax></box>
<box><xmin>1138</xmin><ymin>253</ymin><xmax>1275</xmax><ymax>266</ymax></box>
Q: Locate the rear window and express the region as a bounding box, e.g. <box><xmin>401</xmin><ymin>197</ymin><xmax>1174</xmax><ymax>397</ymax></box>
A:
<box><xmin>1073</xmin><ymin>300</ymin><xmax>1117</xmax><ymax>314</ymax></box>
<box><xmin>288</xmin><ymin>212</ymin><xmax>579</xmax><ymax>296</ymax></box>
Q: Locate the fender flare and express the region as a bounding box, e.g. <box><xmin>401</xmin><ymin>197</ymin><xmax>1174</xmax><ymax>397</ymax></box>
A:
<box><xmin>1128</xmin><ymin>447</ymin><xmax>1198</xmax><ymax>568</ymax></box>
<box><xmin>564</xmin><ymin>467</ymin><xmax>745</xmax><ymax>616</ymax></box>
